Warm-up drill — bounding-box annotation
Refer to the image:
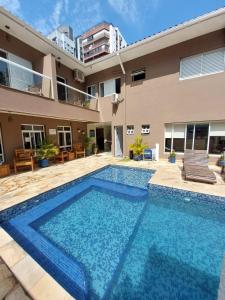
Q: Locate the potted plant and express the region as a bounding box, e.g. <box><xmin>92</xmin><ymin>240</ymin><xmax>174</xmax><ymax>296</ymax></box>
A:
<box><xmin>129</xmin><ymin>135</ymin><xmax>147</xmax><ymax>161</ymax></box>
<box><xmin>83</xmin><ymin>135</ymin><xmax>93</xmax><ymax>156</ymax></box>
<box><xmin>168</xmin><ymin>150</ymin><xmax>176</xmax><ymax>163</ymax></box>
<box><xmin>92</xmin><ymin>143</ymin><xmax>98</xmax><ymax>155</ymax></box>
<box><xmin>37</xmin><ymin>140</ymin><xmax>59</xmax><ymax>168</ymax></box>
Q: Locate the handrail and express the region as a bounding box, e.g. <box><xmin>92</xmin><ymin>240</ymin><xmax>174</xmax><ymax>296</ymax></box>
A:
<box><xmin>56</xmin><ymin>81</ymin><xmax>97</xmax><ymax>99</ymax></box>
<box><xmin>0</xmin><ymin>57</ymin><xmax>52</xmax><ymax>80</ymax></box>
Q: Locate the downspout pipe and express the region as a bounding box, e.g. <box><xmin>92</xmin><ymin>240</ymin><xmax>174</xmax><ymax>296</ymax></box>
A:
<box><xmin>117</xmin><ymin>53</ymin><xmax>127</xmax><ymax>157</ymax></box>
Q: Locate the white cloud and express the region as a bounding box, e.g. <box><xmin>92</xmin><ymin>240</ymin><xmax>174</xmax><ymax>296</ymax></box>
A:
<box><xmin>0</xmin><ymin>0</ymin><xmax>21</xmax><ymax>16</ymax></box>
<box><xmin>71</xmin><ymin>0</ymin><xmax>103</xmax><ymax>36</ymax></box>
<box><xmin>34</xmin><ymin>0</ymin><xmax>102</xmax><ymax>36</ymax></box>
<box><xmin>108</xmin><ymin>0</ymin><xmax>160</xmax><ymax>23</ymax></box>
<box><xmin>108</xmin><ymin>0</ymin><xmax>138</xmax><ymax>23</ymax></box>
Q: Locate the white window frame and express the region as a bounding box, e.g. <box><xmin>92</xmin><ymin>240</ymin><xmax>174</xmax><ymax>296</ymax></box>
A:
<box><xmin>21</xmin><ymin>124</ymin><xmax>45</xmax><ymax>149</ymax></box>
<box><xmin>57</xmin><ymin>126</ymin><xmax>72</xmax><ymax>149</ymax></box>
<box><xmin>99</xmin><ymin>77</ymin><xmax>121</xmax><ymax>97</ymax></box>
<box><xmin>164</xmin><ymin>121</ymin><xmax>225</xmax><ymax>156</ymax></box>
<box><xmin>0</xmin><ymin>128</ymin><xmax>5</xmax><ymax>162</ymax></box>
<box><xmin>179</xmin><ymin>48</ymin><xmax>225</xmax><ymax>81</ymax></box>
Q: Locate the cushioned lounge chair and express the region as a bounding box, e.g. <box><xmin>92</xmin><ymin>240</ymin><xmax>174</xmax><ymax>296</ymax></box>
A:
<box><xmin>183</xmin><ymin>150</ymin><xmax>216</xmax><ymax>184</ymax></box>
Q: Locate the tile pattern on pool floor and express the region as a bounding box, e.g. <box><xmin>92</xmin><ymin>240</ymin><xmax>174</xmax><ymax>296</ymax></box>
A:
<box><xmin>1</xmin><ymin>165</ymin><xmax>225</xmax><ymax>300</ymax></box>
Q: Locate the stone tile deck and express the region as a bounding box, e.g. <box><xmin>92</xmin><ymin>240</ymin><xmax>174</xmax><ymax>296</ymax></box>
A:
<box><xmin>0</xmin><ymin>154</ymin><xmax>224</xmax><ymax>299</ymax></box>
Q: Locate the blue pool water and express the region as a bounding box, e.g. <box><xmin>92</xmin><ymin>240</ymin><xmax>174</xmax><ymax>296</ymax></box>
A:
<box><xmin>1</xmin><ymin>165</ymin><xmax>225</xmax><ymax>300</ymax></box>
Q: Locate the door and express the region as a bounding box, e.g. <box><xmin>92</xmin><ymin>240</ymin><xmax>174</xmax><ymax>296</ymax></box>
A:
<box><xmin>114</xmin><ymin>126</ymin><xmax>123</xmax><ymax>157</ymax></box>
<box><xmin>57</xmin><ymin>76</ymin><xmax>67</xmax><ymax>101</ymax></box>
<box><xmin>96</xmin><ymin>128</ymin><xmax>104</xmax><ymax>151</ymax></box>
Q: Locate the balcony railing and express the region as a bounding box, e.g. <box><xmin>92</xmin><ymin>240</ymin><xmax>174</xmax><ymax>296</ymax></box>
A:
<box><xmin>57</xmin><ymin>81</ymin><xmax>97</xmax><ymax>108</ymax></box>
<box><xmin>0</xmin><ymin>57</ymin><xmax>52</xmax><ymax>98</ymax></box>
<box><xmin>84</xmin><ymin>44</ymin><xmax>110</xmax><ymax>60</ymax></box>
<box><xmin>82</xmin><ymin>30</ymin><xmax>110</xmax><ymax>47</ymax></box>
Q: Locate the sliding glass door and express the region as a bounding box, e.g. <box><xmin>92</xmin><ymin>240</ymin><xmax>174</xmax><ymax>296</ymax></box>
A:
<box><xmin>194</xmin><ymin>124</ymin><xmax>209</xmax><ymax>150</ymax></box>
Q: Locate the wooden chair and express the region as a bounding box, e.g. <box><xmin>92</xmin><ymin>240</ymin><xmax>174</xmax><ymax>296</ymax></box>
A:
<box><xmin>73</xmin><ymin>143</ymin><xmax>85</xmax><ymax>159</ymax></box>
<box><xmin>14</xmin><ymin>149</ymin><xmax>35</xmax><ymax>173</ymax></box>
<box><xmin>54</xmin><ymin>147</ymin><xmax>69</xmax><ymax>164</ymax></box>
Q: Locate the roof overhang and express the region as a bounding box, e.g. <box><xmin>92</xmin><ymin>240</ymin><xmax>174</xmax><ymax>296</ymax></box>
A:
<box><xmin>0</xmin><ymin>6</ymin><xmax>225</xmax><ymax>76</ymax></box>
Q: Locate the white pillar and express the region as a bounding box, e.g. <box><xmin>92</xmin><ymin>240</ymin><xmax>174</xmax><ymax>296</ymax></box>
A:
<box><xmin>155</xmin><ymin>143</ymin><xmax>159</xmax><ymax>161</ymax></box>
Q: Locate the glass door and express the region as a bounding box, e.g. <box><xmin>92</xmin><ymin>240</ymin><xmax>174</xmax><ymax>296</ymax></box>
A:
<box><xmin>194</xmin><ymin>124</ymin><xmax>209</xmax><ymax>150</ymax></box>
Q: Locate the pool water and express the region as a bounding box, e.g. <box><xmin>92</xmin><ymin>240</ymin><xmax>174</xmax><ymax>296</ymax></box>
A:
<box><xmin>1</xmin><ymin>165</ymin><xmax>225</xmax><ymax>300</ymax></box>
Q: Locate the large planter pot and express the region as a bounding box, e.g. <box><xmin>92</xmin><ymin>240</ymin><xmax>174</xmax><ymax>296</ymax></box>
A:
<box><xmin>38</xmin><ymin>159</ymin><xmax>49</xmax><ymax>168</ymax></box>
<box><xmin>133</xmin><ymin>154</ymin><xmax>143</xmax><ymax>161</ymax></box>
<box><xmin>169</xmin><ymin>156</ymin><xmax>176</xmax><ymax>163</ymax></box>
<box><xmin>85</xmin><ymin>148</ymin><xmax>92</xmax><ymax>156</ymax></box>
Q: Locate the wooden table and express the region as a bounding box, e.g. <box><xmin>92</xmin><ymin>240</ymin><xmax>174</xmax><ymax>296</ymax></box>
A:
<box><xmin>0</xmin><ymin>164</ymin><xmax>10</xmax><ymax>177</ymax></box>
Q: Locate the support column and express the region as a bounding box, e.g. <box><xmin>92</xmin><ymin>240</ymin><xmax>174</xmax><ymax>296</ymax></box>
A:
<box><xmin>42</xmin><ymin>54</ymin><xmax>58</xmax><ymax>100</ymax></box>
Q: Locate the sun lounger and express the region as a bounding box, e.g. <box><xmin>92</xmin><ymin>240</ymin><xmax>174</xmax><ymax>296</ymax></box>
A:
<box><xmin>183</xmin><ymin>150</ymin><xmax>216</xmax><ymax>184</ymax></box>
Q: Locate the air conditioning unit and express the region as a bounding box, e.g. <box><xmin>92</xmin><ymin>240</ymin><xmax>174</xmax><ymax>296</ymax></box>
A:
<box><xmin>111</xmin><ymin>93</ymin><xmax>119</xmax><ymax>104</ymax></box>
<box><xmin>73</xmin><ymin>69</ymin><xmax>85</xmax><ymax>82</ymax></box>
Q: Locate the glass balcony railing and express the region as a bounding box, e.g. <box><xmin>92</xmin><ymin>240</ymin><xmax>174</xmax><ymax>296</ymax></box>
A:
<box><xmin>0</xmin><ymin>56</ymin><xmax>52</xmax><ymax>98</ymax></box>
<box><xmin>84</xmin><ymin>44</ymin><xmax>110</xmax><ymax>60</ymax></box>
<box><xmin>57</xmin><ymin>81</ymin><xmax>97</xmax><ymax>108</ymax></box>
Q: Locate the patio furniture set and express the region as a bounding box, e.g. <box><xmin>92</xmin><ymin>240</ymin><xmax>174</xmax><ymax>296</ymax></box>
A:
<box><xmin>0</xmin><ymin>143</ymin><xmax>85</xmax><ymax>177</ymax></box>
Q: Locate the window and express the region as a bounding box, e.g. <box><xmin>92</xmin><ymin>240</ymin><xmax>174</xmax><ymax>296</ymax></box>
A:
<box><xmin>99</xmin><ymin>78</ymin><xmax>121</xmax><ymax>97</ymax></box>
<box><xmin>131</xmin><ymin>69</ymin><xmax>145</xmax><ymax>82</ymax></box>
<box><xmin>141</xmin><ymin>125</ymin><xmax>150</xmax><ymax>134</ymax></box>
<box><xmin>89</xmin><ymin>129</ymin><xmax>95</xmax><ymax>138</ymax></box>
<box><xmin>57</xmin><ymin>126</ymin><xmax>72</xmax><ymax>150</ymax></box>
<box><xmin>180</xmin><ymin>48</ymin><xmax>225</xmax><ymax>80</ymax></box>
<box><xmin>87</xmin><ymin>85</ymin><xmax>97</xmax><ymax>100</ymax></box>
<box><xmin>194</xmin><ymin>124</ymin><xmax>209</xmax><ymax>150</ymax></box>
<box><xmin>164</xmin><ymin>124</ymin><xmax>185</xmax><ymax>152</ymax></box>
<box><xmin>0</xmin><ymin>128</ymin><xmax>4</xmax><ymax>162</ymax></box>
<box><xmin>127</xmin><ymin>125</ymin><xmax>134</xmax><ymax>135</ymax></box>
<box><xmin>57</xmin><ymin>76</ymin><xmax>67</xmax><ymax>101</ymax></box>
<box><xmin>209</xmin><ymin>123</ymin><xmax>225</xmax><ymax>154</ymax></box>
<box><xmin>0</xmin><ymin>50</ymin><xmax>10</xmax><ymax>87</ymax></box>
<box><xmin>21</xmin><ymin>124</ymin><xmax>45</xmax><ymax>149</ymax></box>
<box><xmin>115</xmin><ymin>78</ymin><xmax>121</xmax><ymax>94</ymax></box>
<box><xmin>164</xmin><ymin>122</ymin><xmax>225</xmax><ymax>154</ymax></box>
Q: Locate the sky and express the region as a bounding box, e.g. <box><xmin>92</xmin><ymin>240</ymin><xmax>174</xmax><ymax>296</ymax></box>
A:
<box><xmin>0</xmin><ymin>0</ymin><xmax>225</xmax><ymax>44</ymax></box>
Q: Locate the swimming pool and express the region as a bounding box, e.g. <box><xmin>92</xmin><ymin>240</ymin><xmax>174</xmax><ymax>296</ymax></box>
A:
<box><xmin>1</xmin><ymin>165</ymin><xmax>225</xmax><ymax>299</ymax></box>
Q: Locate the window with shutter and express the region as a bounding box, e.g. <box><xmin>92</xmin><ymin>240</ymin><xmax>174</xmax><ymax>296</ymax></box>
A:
<box><xmin>180</xmin><ymin>48</ymin><xmax>225</xmax><ymax>80</ymax></box>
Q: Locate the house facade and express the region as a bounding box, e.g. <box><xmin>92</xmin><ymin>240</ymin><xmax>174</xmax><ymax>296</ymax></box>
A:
<box><xmin>0</xmin><ymin>7</ymin><xmax>225</xmax><ymax>164</ymax></box>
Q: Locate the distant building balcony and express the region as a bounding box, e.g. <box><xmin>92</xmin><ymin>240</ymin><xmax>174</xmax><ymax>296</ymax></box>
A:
<box><xmin>84</xmin><ymin>44</ymin><xmax>110</xmax><ymax>62</ymax></box>
<box><xmin>82</xmin><ymin>30</ymin><xmax>110</xmax><ymax>47</ymax></box>
<box><xmin>83</xmin><ymin>39</ymin><xmax>109</xmax><ymax>54</ymax></box>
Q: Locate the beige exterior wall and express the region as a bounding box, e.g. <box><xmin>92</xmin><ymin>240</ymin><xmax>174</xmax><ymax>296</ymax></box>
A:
<box><xmin>85</xmin><ymin>30</ymin><xmax>225</xmax><ymax>159</ymax></box>
<box><xmin>0</xmin><ymin>113</ymin><xmax>87</xmax><ymax>163</ymax></box>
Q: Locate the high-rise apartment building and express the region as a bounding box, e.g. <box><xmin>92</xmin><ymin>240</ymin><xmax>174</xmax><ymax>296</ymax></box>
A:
<box><xmin>77</xmin><ymin>21</ymin><xmax>127</xmax><ymax>63</ymax></box>
<box><xmin>48</xmin><ymin>25</ymin><xmax>76</xmax><ymax>57</ymax></box>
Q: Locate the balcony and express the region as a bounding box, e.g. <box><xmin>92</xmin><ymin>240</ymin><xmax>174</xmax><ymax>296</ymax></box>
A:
<box><xmin>0</xmin><ymin>57</ymin><xmax>100</xmax><ymax>122</ymax></box>
<box><xmin>84</xmin><ymin>44</ymin><xmax>110</xmax><ymax>62</ymax></box>
<box><xmin>82</xmin><ymin>30</ymin><xmax>110</xmax><ymax>47</ymax></box>
<box><xmin>56</xmin><ymin>80</ymin><xmax>97</xmax><ymax>109</ymax></box>
<box><xmin>83</xmin><ymin>39</ymin><xmax>109</xmax><ymax>54</ymax></box>
<box><xmin>0</xmin><ymin>56</ymin><xmax>52</xmax><ymax>98</ymax></box>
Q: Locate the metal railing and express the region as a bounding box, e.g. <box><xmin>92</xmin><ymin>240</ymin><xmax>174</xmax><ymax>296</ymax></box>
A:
<box><xmin>0</xmin><ymin>57</ymin><xmax>52</xmax><ymax>98</ymax></box>
<box><xmin>84</xmin><ymin>44</ymin><xmax>110</xmax><ymax>60</ymax></box>
<box><xmin>56</xmin><ymin>81</ymin><xmax>97</xmax><ymax>108</ymax></box>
